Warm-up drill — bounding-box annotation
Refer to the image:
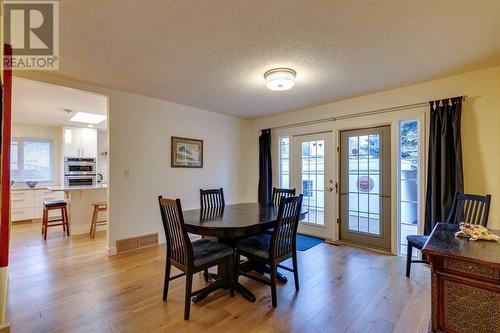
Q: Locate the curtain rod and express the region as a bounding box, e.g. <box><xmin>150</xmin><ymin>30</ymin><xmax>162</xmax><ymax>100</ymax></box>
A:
<box><xmin>265</xmin><ymin>95</ymin><xmax>467</xmax><ymax>131</ymax></box>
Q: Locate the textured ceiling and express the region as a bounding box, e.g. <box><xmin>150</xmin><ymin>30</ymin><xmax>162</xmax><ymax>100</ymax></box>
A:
<box><xmin>52</xmin><ymin>0</ymin><xmax>500</xmax><ymax>118</ymax></box>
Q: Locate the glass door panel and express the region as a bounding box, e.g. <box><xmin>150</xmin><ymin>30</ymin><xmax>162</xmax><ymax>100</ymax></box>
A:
<box><xmin>340</xmin><ymin>126</ymin><xmax>391</xmax><ymax>251</ymax></box>
<box><xmin>293</xmin><ymin>133</ymin><xmax>334</xmax><ymax>239</ymax></box>
<box><xmin>300</xmin><ymin>140</ymin><xmax>325</xmax><ymax>225</ymax></box>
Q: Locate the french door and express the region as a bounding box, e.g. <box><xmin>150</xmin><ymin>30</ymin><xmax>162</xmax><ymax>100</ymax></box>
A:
<box><xmin>293</xmin><ymin>133</ymin><xmax>334</xmax><ymax>239</ymax></box>
<box><xmin>339</xmin><ymin>126</ymin><xmax>391</xmax><ymax>251</ymax></box>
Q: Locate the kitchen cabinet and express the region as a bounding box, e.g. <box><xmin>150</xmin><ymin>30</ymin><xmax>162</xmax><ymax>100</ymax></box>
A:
<box><xmin>63</xmin><ymin>126</ymin><xmax>97</xmax><ymax>158</ymax></box>
<box><xmin>11</xmin><ymin>189</ymin><xmax>64</xmax><ymax>222</ymax></box>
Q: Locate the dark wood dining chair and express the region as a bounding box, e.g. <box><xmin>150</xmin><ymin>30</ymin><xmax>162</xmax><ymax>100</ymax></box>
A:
<box><xmin>199</xmin><ymin>188</ymin><xmax>225</xmax><ymax>281</ymax></box>
<box><xmin>234</xmin><ymin>194</ymin><xmax>303</xmax><ymax>307</ymax></box>
<box><xmin>406</xmin><ymin>192</ymin><xmax>491</xmax><ymax>277</ymax></box>
<box><xmin>271</xmin><ymin>187</ymin><xmax>296</xmax><ymax>206</ymax></box>
<box><xmin>158</xmin><ymin>196</ymin><xmax>234</xmax><ymax>320</ymax></box>
<box><xmin>266</xmin><ymin>187</ymin><xmax>296</xmax><ymax>235</ymax></box>
<box><xmin>200</xmin><ymin>188</ymin><xmax>225</xmax><ymax>209</ymax></box>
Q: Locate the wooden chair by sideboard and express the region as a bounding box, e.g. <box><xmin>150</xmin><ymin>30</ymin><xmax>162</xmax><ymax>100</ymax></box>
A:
<box><xmin>406</xmin><ymin>192</ymin><xmax>491</xmax><ymax>277</ymax></box>
<box><xmin>90</xmin><ymin>202</ymin><xmax>107</xmax><ymax>238</ymax></box>
<box><xmin>42</xmin><ymin>200</ymin><xmax>70</xmax><ymax>240</ymax></box>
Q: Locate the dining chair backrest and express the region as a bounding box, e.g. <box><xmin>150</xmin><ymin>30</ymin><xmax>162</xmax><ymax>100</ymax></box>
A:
<box><xmin>200</xmin><ymin>188</ymin><xmax>225</xmax><ymax>209</ymax></box>
<box><xmin>271</xmin><ymin>194</ymin><xmax>303</xmax><ymax>259</ymax></box>
<box><xmin>158</xmin><ymin>196</ymin><xmax>193</xmax><ymax>266</ymax></box>
<box><xmin>446</xmin><ymin>192</ymin><xmax>491</xmax><ymax>227</ymax></box>
<box><xmin>272</xmin><ymin>187</ymin><xmax>296</xmax><ymax>206</ymax></box>
<box><xmin>200</xmin><ymin>206</ymin><xmax>225</xmax><ymax>221</ymax></box>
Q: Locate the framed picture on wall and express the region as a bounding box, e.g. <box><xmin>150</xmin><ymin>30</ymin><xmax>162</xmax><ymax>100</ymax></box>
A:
<box><xmin>171</xmin><ymin>136</ymin><xmax>203</xmax><ymax>168</ymax></box>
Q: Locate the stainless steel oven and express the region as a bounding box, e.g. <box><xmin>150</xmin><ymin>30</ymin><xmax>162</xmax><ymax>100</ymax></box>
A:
<box><xmin>64</xmin><ymin>175</ymin><xmax>96</xmax><ymax>187</ymax></box>
<box><xmin>64</xmin><ymin>157</ymin><xmax>97</xmax><ymax>175</ymax></box>
<box><xmin>64</xmin><ymin>157</ymin><xmax>97</xmax><ymax>186</ymax></box>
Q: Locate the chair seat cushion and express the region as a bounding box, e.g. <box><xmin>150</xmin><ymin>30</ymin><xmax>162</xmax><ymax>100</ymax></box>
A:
<box><xmin>406</xmin><ymin>234</ymin><xmax>428</xmax><ymax>248</ymax></box>
<box><xmin>235</xmin><ymin>234</ymin><xmax>271</xmax><ymax>259</ymax></box>
<box><xmin>192</xmin><ymin>238</ymin><xmax>233</xmax><ymax>268</ymax></box>
<box><xmin>43</xmin><ymin>200</ymin><xmax>66</xmax><ymax>207</ymax></box>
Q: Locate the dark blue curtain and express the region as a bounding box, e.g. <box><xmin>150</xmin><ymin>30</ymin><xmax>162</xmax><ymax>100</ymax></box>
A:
<box><xmin>258</xmin><ymin>129</ymin><xmax>272</xmax><ymax>204</ymax></box>
<box><xmin>424</xmin><ymin>97</ymin><xmax>464</xmax><ymax>235</ymax></box>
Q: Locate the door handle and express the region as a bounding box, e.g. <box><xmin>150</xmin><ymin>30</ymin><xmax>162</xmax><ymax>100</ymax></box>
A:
<box><xmin>327</xmin><ymin>186</ymin><xmax>334</xmax><ymax>192</ymax></box>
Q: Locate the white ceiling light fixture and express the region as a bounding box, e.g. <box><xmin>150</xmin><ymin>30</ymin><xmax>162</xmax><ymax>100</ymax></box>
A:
<box><xmin>264</xmin><ymin>68</ymin><xmax>296</xmax><ymax>91</ymax></box>
<box><xmin>70</xmin><ymin>111</ymin><xmax>107</xmax><ymax>125</ymax></box>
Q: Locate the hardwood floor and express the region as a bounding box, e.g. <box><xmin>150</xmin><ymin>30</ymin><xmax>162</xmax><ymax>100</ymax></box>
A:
<box><xmin>7</xmin><ymin>222</ymin><xmax>431</xmax><ymax>333</ymax></box>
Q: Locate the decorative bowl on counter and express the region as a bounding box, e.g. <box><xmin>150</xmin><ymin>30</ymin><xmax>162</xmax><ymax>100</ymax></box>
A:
<box><xmin>26</xmin><ymin>181</ymin><xmax>38</xmax><ymax>188</ymax></box>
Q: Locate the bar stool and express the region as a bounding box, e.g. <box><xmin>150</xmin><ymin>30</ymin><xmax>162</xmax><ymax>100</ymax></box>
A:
<box><xmin>42</xmin><ymin>200</ymin><xmax>70</xmax><ymax>240</ymax></box>
<box><xmin>90</xmin><ymin>202</ymin><xmax>107</xmax><ymax>238</ymax></box>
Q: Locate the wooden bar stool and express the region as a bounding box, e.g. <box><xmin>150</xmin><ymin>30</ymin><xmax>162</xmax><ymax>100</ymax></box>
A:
<box><xmin>42</xmin><ymin>200</ymin><xmax>70</xmax><ymax>240</ymax></box>
<box><xmin>90</xmin><ymin>202</ymin><xmax>107</xmax><ymax>238</ymax></box>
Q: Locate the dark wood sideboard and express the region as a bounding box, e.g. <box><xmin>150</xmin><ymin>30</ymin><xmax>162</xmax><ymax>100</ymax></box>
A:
<box><xmin>422</xmin><ymin>223</ymin><xmax>500</xmax><ymax>333</ymax></box>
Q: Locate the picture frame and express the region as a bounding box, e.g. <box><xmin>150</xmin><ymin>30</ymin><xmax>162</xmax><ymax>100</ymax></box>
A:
<box><xmin>171</xmin><ymin>136</ymin><xmax>203</xmax><ymax>168</ymax></box>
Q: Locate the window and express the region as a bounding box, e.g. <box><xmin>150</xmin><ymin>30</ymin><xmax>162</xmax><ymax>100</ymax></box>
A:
<box><xmin>398</xmin><ymin>120</ymin><xmax>419</xmax><ymax>255</ymax></box>
<box><xmin>279</xmin><ymin>136</ymin><xmax>290</xmax><ymax>188</ymax></box>
<box><xmin>11</xmin><ymin>138</ymin><xmax>53</xmax><ymax>182</ymax></box>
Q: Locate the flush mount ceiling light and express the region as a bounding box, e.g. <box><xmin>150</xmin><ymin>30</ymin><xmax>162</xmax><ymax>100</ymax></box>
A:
<box><xmin>264</xmin><ymin>68</ymin><xmax>296</xmax><ymax>91</ymax></box>
<box><xmin>70</xmin><ymin>111</ymin><xmax>107</xmax><ymax>125</ymax></box>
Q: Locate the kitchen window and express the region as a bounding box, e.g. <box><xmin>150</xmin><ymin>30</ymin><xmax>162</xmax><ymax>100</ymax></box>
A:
<box><xmin>11</xmin><ymin>138</ymin><xmax>53</xmax><ymax>182</ymax></box>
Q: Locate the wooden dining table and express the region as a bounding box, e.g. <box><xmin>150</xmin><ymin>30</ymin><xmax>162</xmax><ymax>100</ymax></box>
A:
<box><xmin>183</xmin><ymin>202</ymin><xmax>308</xmax><ymax>303</ymax></box>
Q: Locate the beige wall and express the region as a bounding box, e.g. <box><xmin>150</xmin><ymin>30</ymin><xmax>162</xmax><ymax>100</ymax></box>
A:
<box><xmin>13</xmin><ymin>71</ymin><xmax>256</xmax><ymax>255</ymax></box>
<box><xmin>251</xmin><ymin>65</ymin><xmax>500</xmax><ymax>229</ymax></box>
<box><xmin>11</xmin><ymin>123</ymin><xmax>62</xmax><ymax>186</ymax></box>
<box><xmin>12</xmin><ymin>64</ymin><xmax>500</xmax><ymax>254</ymax></box>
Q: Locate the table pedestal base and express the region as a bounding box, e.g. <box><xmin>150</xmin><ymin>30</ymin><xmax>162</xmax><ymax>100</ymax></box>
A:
<box><xmin>242</xmin><ymin>261</ymin><xmax>288</xmax><ymax>283</ymax></box>
<box><xmin>192</xmin><ymin>279</ymin><xmax>256</xmax><ymax>303</ymax></box>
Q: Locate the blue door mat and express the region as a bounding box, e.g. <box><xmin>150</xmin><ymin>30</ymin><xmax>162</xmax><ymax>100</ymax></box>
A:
<box><xmin>296</xmin><ymin>234</ymin><xmax>324</xmax><ymax>251</ymax></box>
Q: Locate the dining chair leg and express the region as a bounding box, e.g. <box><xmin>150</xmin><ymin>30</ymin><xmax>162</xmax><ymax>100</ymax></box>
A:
<box><xmin>292</xmin><ymin>252</ymin><xmax>300</xmax><ymax>291</ymax></box>
<box><xmin>203</xmin><ymin>269</ymin><xmax>209</xmax><ymax>282</ymax></box>
<box><xmin>270</xmin><ymin>263</ymin><xmax>277</xmax><ymax>308</ymax></box>
<box><xmin>406</xmin><ymin>242</ymin><xmax>413</xmax><ymax>278</ymax></box>
<box><xmin>184</xmin><ymin>273</ymin><xmax>193</xmax><ymax>320</ymax></box>
<box><xmin>163</xmin><ymin>260</ymin><xmax>171</xmax><ymax>301</ymax></box>
<box><xmin>234</xmin><ymin>253</ymin><xmax>240</xmax><ymax>286</ymax></box>
<box><xmin>228</xmin><ymin>256</ymin><xmax>234</xmax><ymax>297</ymax></box>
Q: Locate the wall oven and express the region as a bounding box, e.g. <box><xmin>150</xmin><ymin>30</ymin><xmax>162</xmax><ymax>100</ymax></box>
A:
<box><xmin>64</xmin><ymin>175</ymin><xmax>97</xmax><ymax>187</ymax></box>
<box><xmin>64</xmin><ymin>157</ymin><xmax>97</xmax><ymax>175</ymax></box>
<box><xmin>64</xmin><ymin>157</ymin><xmax>97</xmax><ymax>187</ymax></box>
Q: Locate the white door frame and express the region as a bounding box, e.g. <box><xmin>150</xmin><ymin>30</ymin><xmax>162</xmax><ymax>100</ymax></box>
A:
<box><xmin>272</xmin><ymin>122</ymin><xmax>335</xmax><ymax>241</ymax></box>
<box><xmin>271</xmin><ymin>108</ymin><xmax>427</xmax><ymax>253</ymax></box>
<box><xmin>332</xmin><ymin>107</ymin><xmax>427</xmax><ymax>255</ymax></box>
<box><xmin>292</xmin><ymin>132</ymin><xmax>335</xmax><ymax>239</ymax></box>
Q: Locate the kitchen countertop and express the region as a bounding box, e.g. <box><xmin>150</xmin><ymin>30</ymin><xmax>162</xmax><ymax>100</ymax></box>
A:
<box><xmin>48</xmin><ymin>184</ymin><xmax>108</xmax><ymax>191</ymax></box>
<box><xmin>11</xmin><ymin>186</ymin><xmax>50</xmax><ymax>191</ymax></box>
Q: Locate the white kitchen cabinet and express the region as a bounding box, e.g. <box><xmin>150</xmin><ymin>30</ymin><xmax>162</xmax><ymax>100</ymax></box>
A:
<box><xmin>80</xmin><ymin>128</ymin><xmax>98</xmax><ymax>158</ymax></box>
<box><xmin>11</xmin><ymin>190</ymin><xmax>35</xmax><ymax>221</ymax></box>
<box><xmin>11</xmin><ymin>189</ymin><xmax>64</xmax><ymax>221</ymax></box>
<box><xmin>63</xmin><ymin>127</ymin><xmax>80</xmax><ymax>157</ymax></box>
<box><xmin>63</xmin><ymin>126</ymin><xmax>97</xmax><ymax>158</ymax></box>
